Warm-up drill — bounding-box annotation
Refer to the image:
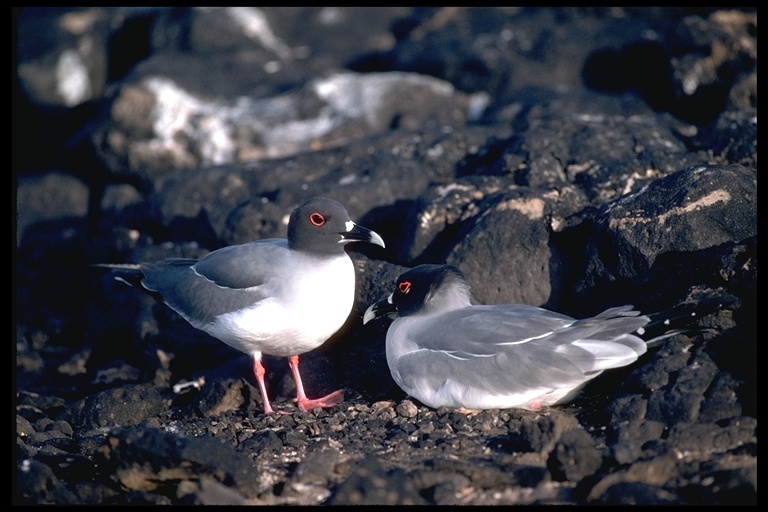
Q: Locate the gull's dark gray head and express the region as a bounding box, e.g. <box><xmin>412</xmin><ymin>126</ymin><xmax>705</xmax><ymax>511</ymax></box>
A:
<box><xmin>287</xmin><ymin>197</ymin><xmax>385</xmax><ymax>255</ymax></box>
<box><xmin>393</xmin><ymin>264</ymin><xmax>468</xmax><ymax>316</ymax></box>
<box><xmin>364</xmin><ymin>264</ymin><xmax>470</xmax><ymax>323</ymax></box>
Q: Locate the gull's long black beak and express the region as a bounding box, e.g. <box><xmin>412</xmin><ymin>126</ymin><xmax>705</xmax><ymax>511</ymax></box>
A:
<box><xmin>363</xmin><ymin>294</ymin><xmax>397</xmax><ymax>324</ymax></box>
<box><xmin>341</xmin><ymin>221</ymin><xmax>385</xmax><ymax>248</ymax></box>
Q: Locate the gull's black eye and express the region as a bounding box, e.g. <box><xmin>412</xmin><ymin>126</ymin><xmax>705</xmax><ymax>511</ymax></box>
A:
<box><xmin>398</xmin><ymin>281</ymin><xmax>411</xmax><ymax>294</ymax></box>
<box><xmin>309</xmin><ymin>212</ymin><xmax>326</xmax><ymax>226</ymax></box>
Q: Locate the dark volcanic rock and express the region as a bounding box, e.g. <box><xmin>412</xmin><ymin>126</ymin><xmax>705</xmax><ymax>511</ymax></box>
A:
<box><xmin>15</xmin><ymin>6</ymin><xmax>755</xmax><ymax>506</ymax></box>
<box><xmin>57</xmin><ymin>384</ymin><xmax>168</xmax><ymax>431</ymax></box>
<box><xmin>329</xmin><ymin>456</ymin><xmax>426</xmax><ymax>505</ymax></box>
<box><xmin>575</xmin><ymin>163</ymin><xmax>756</xmax><ymax>312</ymax></box>
<box><xmin>548</xmin><ymin>427</ymin><xmax>603</xmax><ymax>482</ymax></box>
<box><xmin>94</xmin><ymin>427</ymin><xmax>260</xmax><ymax>503</ymax></box>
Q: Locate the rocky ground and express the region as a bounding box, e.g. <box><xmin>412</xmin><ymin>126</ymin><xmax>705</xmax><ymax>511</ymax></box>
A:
<box><xmin>15</xmin><ymin>7</ymin><xmax>756</xmax><ymax>505</ymax></box>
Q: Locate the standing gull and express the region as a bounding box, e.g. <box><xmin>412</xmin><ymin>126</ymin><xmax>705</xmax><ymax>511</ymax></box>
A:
<box><xmin>364</xmin><ymin>264</ymin><xmax>701</xmax><ymax>411</ymax></box>
<box><xmin>100</xmin><ymin>197</ymin><xmax>385</xmax><ymax>414</ymax></box>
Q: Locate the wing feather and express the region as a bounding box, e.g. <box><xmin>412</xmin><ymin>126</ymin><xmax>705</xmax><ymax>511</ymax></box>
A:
<box><xmin>388</xmin><ymin>304</ymin><xmax>651</xmax><ymax>404</ymax></box>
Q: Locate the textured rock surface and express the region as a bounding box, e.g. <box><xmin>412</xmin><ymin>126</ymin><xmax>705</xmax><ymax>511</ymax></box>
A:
<box><xmin>15</xmin><ymin>7</ymin><xmax>755</xmax><ymax>505</ymax></box>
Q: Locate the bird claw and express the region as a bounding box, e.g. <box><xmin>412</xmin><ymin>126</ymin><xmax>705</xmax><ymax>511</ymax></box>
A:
<box><xmin>296</xmin><ymin>389</ymin><xmax>345</xmax><ymax>412</ymax></box>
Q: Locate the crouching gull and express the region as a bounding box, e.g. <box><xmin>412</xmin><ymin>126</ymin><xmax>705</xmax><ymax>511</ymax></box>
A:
<box><xmin>98</xmin><ymin>197</ymin><xmax>385</xmax><ymax>414</ymax></box>
<box><xmin>363</xmin><ymin>264</ymin><xmax>715</xmax><ymax>411</ymax></box>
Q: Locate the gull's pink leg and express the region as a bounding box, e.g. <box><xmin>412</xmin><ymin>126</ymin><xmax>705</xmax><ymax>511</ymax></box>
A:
<box><xmin>528</xmin><ymin>400</ymin><xmax>543</xmax><ymax>412</ymax></box>
<box><xmin>288</xmin><ymin>355</ymin><xmax>344</xmax><ymax>412</ymax></box>
<box><xmin>253</xmin><ymin>357</ymin><xmax>274</xmax><ymax>414</ymax></box>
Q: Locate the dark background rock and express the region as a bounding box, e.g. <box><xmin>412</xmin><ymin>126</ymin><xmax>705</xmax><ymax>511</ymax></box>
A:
<box><xmin>15</xmin><ymin>7</ymin><xmax>755</xmax><ymax>505</ymax></box>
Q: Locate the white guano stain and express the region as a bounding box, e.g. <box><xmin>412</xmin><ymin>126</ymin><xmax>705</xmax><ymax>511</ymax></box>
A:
<box><xmin>225</xmin><ymin>7</ymin><xmax>292</xmax><ymax>60</ymax></box>
<box><xmin>496</xmin><ymin>197</ymin><xmax>546</xmax><ymax>220</ymax></box>
<box><xmin>609</xmin><ymin>189</ymin><xmax>731</xmax><ymax>229</ymax></box>
<box><xmin>656</xmin><ymin>189</ymin><xmax>731</xmax><ymax>225</ymax></box>
<box><xmin>56</xmin><ymin>48</ymin><xmax>92</xmax><ymax>106</ymax></box>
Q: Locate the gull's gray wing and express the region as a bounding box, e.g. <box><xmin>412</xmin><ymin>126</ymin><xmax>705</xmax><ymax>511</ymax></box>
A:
<box><xmin>389</xmin><ymin>305</ymin><xmax>650</xmax><ymax>400</ymax></box>
<box><xmin>139</xmin><ymin>240</ymin><xmax>288</xmax><ymax>325</ymax></box>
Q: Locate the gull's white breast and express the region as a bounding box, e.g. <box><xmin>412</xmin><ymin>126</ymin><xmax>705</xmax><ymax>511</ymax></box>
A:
<box><xmin>203</xmin><ymin>252</ymin><xmax>355</xmax><ymax>357</ymax></box>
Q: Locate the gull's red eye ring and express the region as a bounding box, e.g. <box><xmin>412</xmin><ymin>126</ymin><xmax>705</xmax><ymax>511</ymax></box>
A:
<box><xmin>309</xmin><ymin>212</ymin><xmax>326</xmax><ymax>226</ymax></box>
<box><xmin>398</xmin><ymin>281</ymin><xmax>411</xmax><ymax>294</ymax></box>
